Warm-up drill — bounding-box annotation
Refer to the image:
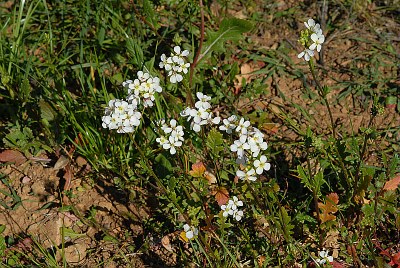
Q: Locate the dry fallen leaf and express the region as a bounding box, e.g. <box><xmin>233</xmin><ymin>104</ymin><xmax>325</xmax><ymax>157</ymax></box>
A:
<box><xmin>188</xmin><ymin>162</ymin><xmax>206</xmax><ymax>178</ymax></box>
<box><xmin>212</xmin><ymin>186</ymin><xmax>229</xmax><ymax>206</ymax></box>
<box><xmin>204</xmin><ymin>170</ymin><xmax>217</xmax><ymax>184</ymax></box>
<box><xmin>318</xmin><ymin>193</ymin><xmax>339</xmax><ymax>223</ymax></box>
<box><xmin>389</xmin><ymin>251</ymin><xmax>400</xmax><ymax>266</ymax></box>
<box><xmin>383</xmin><ymin>174</ymin><xmax>400</xmax><ymax>191</ymax></box>
<box><xmin>54</xmin><ymin>155</ymin><xmax>70</xmax><ymax>170</ymax></box>
<box><xmin>0</xmin><ymin>150</ymin><xmax>27</xmax><ymax>165</ymax></box>
<box><xmin>179</xmin><ymin>231</ymin><xmax>189</xmax><ymax>243</ymax></box>
<box><xmin>161</xmin><ymin>234</ymin><xmax>173</xmax><ymax>252</ymax></box>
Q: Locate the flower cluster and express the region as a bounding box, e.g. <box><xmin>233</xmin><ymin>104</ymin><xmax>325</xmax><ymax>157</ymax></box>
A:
<box><xmin>182</xmin><ymin>224</ymin><xmax>198</xmax><ymax>240</ymax></box>
<box><xmin>156</xmin><ymin>119</ymin><xmax>184</xmax><ymax>155</ymax></box>
<box><xmin>159</xmin><ymin>46</ymin><xmax>190</xmax><ymax>83</ymax></box>
<box><xmin>101</xmin><ymin>99</ymin><xmax>141</xmax><ymax>133</ymax></box>
<box><xmin>102</xmin><ymin>71</ymin><xmax>163</xmax><ymax>133</ymax></box>
<box><xmin>122</xmin><ymin>71</ymin><xmax>162</xmax><ymax>108</ymax></box>
<box><xmin>315</xmin><ymin>249</ymin><xmax>334</xmax><ymax>266</ymax></box>
<box><xmin>180</xmin><ymin>92</ymin><xmax>220</xmax><ymax>132</ymax></box>
<box><xmin>221</xmin><ymin>196</ymin><xmax>244</xmax><ymax>221</ymax></box>
<box><xmin>221</xmin><ymin>117</ymin><xmax>270</xmax><ymax>182</ymax></box>
<box><xmin>298</xmin><ymin>18</ymin><xmax>325</xmax><ymax>61</ymax></box>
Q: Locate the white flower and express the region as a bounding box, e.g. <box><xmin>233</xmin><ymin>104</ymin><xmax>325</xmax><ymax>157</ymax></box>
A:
<box><xmin>219</xmin><ymin>115</ymin><xmax>237</xmax><ymax>134</ymax></box>
<box><xmin>156</xmin><ymin>119</ymin><xmax>184</xmax><ymax>154</ymax></box>
<box><xmin>160</xmin><ymin>45</ymin><xmax>190</xmax><ymax>84</ymax></box>
<box><xmin>156</xmin><ymin>136</ymin><xmax>169</xmax><ymax>148</ymax></box>
<box><xmin>315</xmin><ymin>249</ymin><xmax>334</xmax><ymax>265</ymax></box>
<box><xmin>195</xmin><ymin>92</ymin><xmax>212</xmax><ymax>109</ymax></box>
<box><xmin>236</xmin><ymin>118</ymin><xmax>251</xmax><ymax>135</ymax></box>
<box><xmin>181</xmin><ymin>94</ymin><xmax>220</xmax><ymax>132</ymax></box>
<box><xmin>221</xmin><ymin>196</ymin><xmax>244</xmax><ymax>221</ymax></box>
<box><xmin>236</xmin><ymin>168</ymin><xmax>257</xmax><ymax>182</ymax></box>
<box><xmin>123</xmin><ymin>71</ymin><xmax>163</xmax><ymax>107</ymax></box>
<box><xmin>309</xmin><ymin>33</ymin><xmax>325</xmax><ymax>52</ymax></box>
<box><xmin>253</xmin><ymin>155</ymin><xmax>271</xmax><ymax>175</ymax></box>
<box><xmin>234</xmin><ymin>210</ymin><xmax>244</xmax><ymax>221</ymax></box>
<box><xmin>169</xmin><ymin>71</ymin><xmax>183</xmax><ymax>83</ymax></box>
<box><xmin>304</xmin><ymin>18</ymin><xmax>322</xmax><ymax>34</ymax></box>
<box><xmin>102</xmin><ymin>99</ymin><xmax>141</xmax><ymax>133</ymax></box>
<box><xmin>159</xmin><ymin>54</ymin><xmax>170</xmax><ymax>69</ymax></box>
<box><xmin>183</xmin><ymin>224</ymin><xmax>198</xmax><ymax>240</ymax></box>
<box><xmin>230</xmin><ymin>135</ymin><xmax>250</xmax><ymax>158</ymax></box>
<box><xmin>298</xmin><ymin>48</ymin><xmax>315</xmax><ymax>61</ymax></box>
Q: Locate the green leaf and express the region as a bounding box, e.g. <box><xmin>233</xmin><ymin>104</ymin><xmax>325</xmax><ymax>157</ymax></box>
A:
<box><xmin>278</xmin><ymin>206</ymin><xmax>294</xmax><ymax>241</ymax></box>
<box><xmin>200</xmin><ymin>18</ymin><xmax>253</xmax><ymax>62</ymax></box>
<box><xmin>206</xmin><ymin>128</ymin><xmax>224</xmax><ymax>157</ymax></box>
<box><xmin>98</xmin><ymin>26</ymin><xmax>105</xmax><ymax>46</ymax></box>
<box><xmin>154</xmin><ymin>153</ymin><xmax>173</xmax><ymax>179</ymax></box>
<box><xmin>62</xmin><ymin>227</ymin><xmax>86</xmax><ymax>239</ymax></box>
<box><xmin>142</xmin><ymin>0</ymin><xmax>159</xmax><ymax>30</ymax></box>
<box><xmin>297</xmin><ymin>165</ymin><xmax>311</xmax><ymax>190</ymax></box>
<box><xmin>103</xmin><ymin>235</ymin><xmax>119</xmax><ymax>243</ymax></box>
<box><xmin>39</xmin><ymin>99</ymin><xmax>56</xmax><ymax>121</ymax></box>
<box><xmin>126</xmin><ymin>37</ymin><xmax>144</xmax><ymax>67</ymax></box>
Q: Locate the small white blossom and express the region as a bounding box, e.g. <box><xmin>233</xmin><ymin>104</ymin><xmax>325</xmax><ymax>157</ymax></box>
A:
<box><xmin>181</xmin><ymin>92</ymin><xmax>220</xmax><ymax>132</ymax></box>
<box><xmin>159</xmin><ymin>45</ymin><xmax>190</xmax><ymax>84</ymax></box>
<box><xmin>315</xmin><ymin>249</ymin><xmax>334</xmax><ymax>266</ymax></box>
<box><xmin>298</xmin><ymin>18</ymin><xmax>325</xmax><ymax>61</ymax></box>
<box><xmin>156</xmin><ymin>119</ymin><xmax>184</xmax><ymax>155</ymax></box>
<box><xmin>309</xmin><ymin>33</ymin><xmax>325</xmax><ymax>52</ymax></box>
<box><xmin>230</xmin><ymin>135</ymin><xmax>250</xmax><ymax>158</ymax></box>
<box><xmin>102</xmin><ymin>99</ymin><xmax>141</xmax><ymax>133</ymax></box>
<box><xmin>123</xmin><ymin>71</ymin><xmax>162</xmax><ymax>108</ymax></box>
<box><xmin>219</xmin><ymin>115</ymin><xmax>237</xmax><ymax>134</ymax></box>
<box><xmin>298</xmin><ymin>48</ymin><xmax>315</xmax><ymax>61</ymax></box>
<box><xmin>304</xmin><ymin>18</ymin><xmax>322</xmax><ymax>35</ymax></box>
<box><xmin>183</xmin><ymin>224</ymin><xmax>198</xmax><ymax>240</ymax></box>
<box><xmin>235</xmin><ymin>118</ymin><xmax>251</xmax><ymax>135</ymax></box>
<box><xmin>221</xmin><ymin>196</ymin><xmax>244</xmax><ymax>221</ymax></box>
<box><xmin>253</xmin><ymin>155</ymin><xmax>271</xmax><ymax>174</ymax></box>
<box><xmin>236</xmin><ymin>168</ymin><xmax>257</xmax><ymax>182</ymax></box>
<box><xmin>195</xmin><ymin>92</ymin><xmax>212</xmax><ymax>109</ymax></box>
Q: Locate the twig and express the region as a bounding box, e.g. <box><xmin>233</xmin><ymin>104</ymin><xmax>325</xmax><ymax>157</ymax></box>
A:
<box><xmin>187</xmin><ymin>0</ymin><xmax>205</xmax><ymax>106</ymax></box>
<box><xmin>319</xmin><ymin>0</ymin><xmax>328</xmax><ymax>66</ymax></box>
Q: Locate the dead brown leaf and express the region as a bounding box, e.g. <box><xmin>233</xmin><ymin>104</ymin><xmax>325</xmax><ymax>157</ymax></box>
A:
<box><xmin>161</xmin><ymin>234</ymin><xmax>173</xmax><ymax>252</ymax></box>
<box><xmin>212</xmin><ymin>186</ymin><xmax>229</xmax><ymax>206</ymax></box>
<box><xmin>318</xmin><ymin>193</ymin><xmax>339</xmax><ymax>223</ymax></box>
<box><xmin>383</xmin><ymin>174</ymin><xmax>400</xmax><ymax>191</ymax></box>
<box><xmin>54</xmin><ymin>155</ymin><xmax>70</xmax><ymax>170</ymax></box>
<box><xmin>0</xmin><ymin>150</ymin><xmax>27</xmax><ymax>165</ymax></box>
<box><xmin>188</xmin><ymin>162</ymin><xmax>206</xmax><ymax>178</ymax></box>
<box><xmin>204</xmin><ymin>170</ymin><xmax>217</xmax><ymax>184</ymax></box>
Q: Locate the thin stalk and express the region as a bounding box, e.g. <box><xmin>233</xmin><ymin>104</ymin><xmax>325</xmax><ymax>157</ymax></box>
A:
<box><xmin>305</xmin><ymin>146</ymin><xmax>322</xmax><ymax>247</ymax></box>
<box><xmin>308</xmin><ymin>60</ymin><xmax>336</xmax><ymax>139</ymax></box>
<box><xmin>353</xmin><ymin>113</ymin><xmax>375</xmax><ymax>196</ymax></box>
<box><xmin>130</xmin><ymin>138</ymin><xmax>190</xmax><ymax>223</ymax></box>
<box><xmin>188</xmin><ymin>0</ymin><xmax>205</xmax><ymax>106</ymax></box>
<box><xmin>308</xmin><ymin>59</ymin><xmax>352</xmax><ymax>184</ymax></box>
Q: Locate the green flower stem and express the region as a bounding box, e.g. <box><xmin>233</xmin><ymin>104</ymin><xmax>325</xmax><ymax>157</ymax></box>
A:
<box><xmin>308</xmin><ymin>60</ymin><xmax>336</xmax><ymax>139</ymax></box>
<box><xmin>308</xmin><ymin>59</ymin><xmax>352</xmax><ymax>186</ymax></box>
<box><xmin>305</xmin><ymin>146</ymin><xmax>322</xmax><ymax>246</ymax></box>
<box><xmin>188</xmin><ymin>0</ymin><xmax>205</xmax><ymax>106</ymax></box>
<box><xmin>130</xmin><ymin>137</ymin><xmax>190</xmax><ymax>223</ymax></box>
<box><xmin>132</xmin><ymin>137</ymin><xmax>216</xmax><ymax>263</ymax></box>
<box><xmin>353</xmin><ymin>112</ymin><xmax>376</xmax><ymax>199</ymax></box>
